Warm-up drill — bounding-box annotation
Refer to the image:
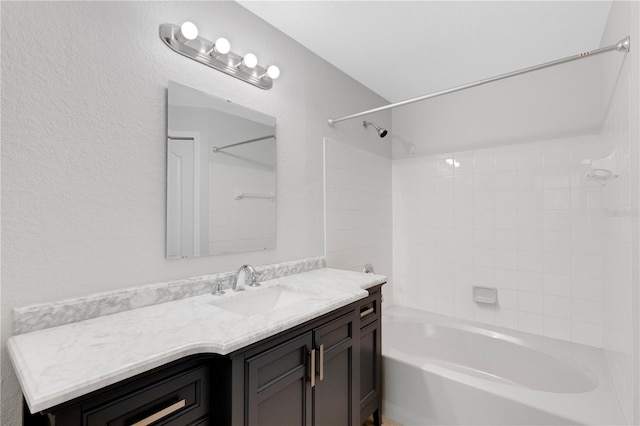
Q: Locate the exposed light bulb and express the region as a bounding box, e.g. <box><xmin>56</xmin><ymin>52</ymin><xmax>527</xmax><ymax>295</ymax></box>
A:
<box><xmin>266</xmin><ymin>65</ymin><xmax>280</xmax><ymax>79</ymax></box>
<box><xmin>180</xmin><ymin>22</ymin><xmax>198</xmax><ymax>40</ymax></box>
<box><xmin>213</xmin><ymin>37</ymin><xmax>230</xmax><ymax>55</ymax></box>
<box><xmin>242</xmin><ymin>53</ymin><xmax>258</xmax><ymax>69</ymax></box>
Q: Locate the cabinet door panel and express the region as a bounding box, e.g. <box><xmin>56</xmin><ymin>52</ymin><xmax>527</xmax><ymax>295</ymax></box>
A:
<box><xmin>255</xmin><ymin>378</ymin><xmax>307</xmax><ymax>426</ymax></box>
<box><xmin>314</xmin><ymin>347</ymin><xmax>352</xmax><ymax>426</ymax></box>
<box><xmin>313</xmin><ymin>311</ymin><xmax>357</xmax><ymax>426</ymax></box>
<box><xmin>359</xmin><ymin>321</ymin><xmax>380</xmax><ymax>423</ymax></box>
<box><xmin>246</xmin><ymin>333</ymin><xmax>313</xmax><ymax>426</ymax></box>
<box><xmin>316</xmin><ymin>316</ymin><xmax>352</xmax><ymax>351</ymax></box>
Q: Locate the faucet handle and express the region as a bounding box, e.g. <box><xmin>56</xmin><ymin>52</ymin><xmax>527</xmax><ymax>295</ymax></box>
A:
<box><xmin>213</xmin><ymin>279</ymin><xmax>225</xmax><ymax>295</ymax></box>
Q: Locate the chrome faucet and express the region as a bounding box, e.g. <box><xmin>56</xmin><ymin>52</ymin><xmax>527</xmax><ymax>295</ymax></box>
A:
<box><xmin>234</xmin><ymin>264</ymin><xmax>260</xmax><ymax>290</ymax></box>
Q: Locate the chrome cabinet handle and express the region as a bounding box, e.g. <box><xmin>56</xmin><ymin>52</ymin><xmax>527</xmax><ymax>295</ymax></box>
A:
<box><xmin>319</xmin><ymin>344</ymin><xmax>324</xmax><ymax>381</ymax></box>
<box><xmin>130</xmin><ymin>399</ymin><xmax>186</xmax><ymax>426</ymax></box>
<box><xmin>310</xmin><ymin>349</ymin><xmax>316</xmax><ymax>388</ymax></box>
<box><xmin>360</xmin><ymin>307</ymin><xmax>374</xmax><ymax>318</ymax></box>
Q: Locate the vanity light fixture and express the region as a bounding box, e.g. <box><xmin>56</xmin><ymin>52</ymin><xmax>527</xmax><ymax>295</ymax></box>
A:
<box><xmin>207</xmin><ymin>37</ymin><xmax>231</xmax><ymax>58</ymax></box>
<box><xmin>261</xmin><ymin>65</ymin><xmax>280</xmax><ymax>80</ymax></box>
<box><xmin>178</xmin><ymin>21</ymin><xmax>198</xmax><ymax>41</ymax></box>
<box><xmin>159</xmin><ymin>22</ymin><xmax>280</xmax><ymax>90</ymax></box>
<box><xmin>238</xmin><ymin>53</ymin><xmax>258</xmax><ymax>69</ymax></box>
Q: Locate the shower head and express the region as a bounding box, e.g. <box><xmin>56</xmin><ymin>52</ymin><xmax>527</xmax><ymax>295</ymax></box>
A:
<box><xmin>363</xmin><ymin>121</ymin><xmax>388</xmax><ymax>138</ymax></box>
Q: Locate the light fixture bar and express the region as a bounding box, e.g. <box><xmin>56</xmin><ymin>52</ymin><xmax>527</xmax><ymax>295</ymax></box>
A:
<box><xmin>159</xmin><ymin>23</ymin><xmax>276</xmax><ymax>90</ymax></box>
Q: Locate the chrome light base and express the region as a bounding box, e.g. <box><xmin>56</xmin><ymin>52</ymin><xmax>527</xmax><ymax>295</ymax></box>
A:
<box><xmin>159</xmin><ymin>23</ymin><xmax>274</xmax><ymax>90</ymax></box>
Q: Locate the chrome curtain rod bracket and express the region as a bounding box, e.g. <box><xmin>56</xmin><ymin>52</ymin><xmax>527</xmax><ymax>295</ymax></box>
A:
<box><xmin>328</xmin><ymin>36</ymin><xmax>630</xmax><ymax>126</ymax></box>
<box><xmin>159</xmin><ymin>23</ymin><xmax>276</xmax><ymax>90</ymax></box>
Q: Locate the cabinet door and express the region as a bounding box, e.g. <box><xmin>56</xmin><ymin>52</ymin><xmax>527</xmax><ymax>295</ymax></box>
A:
<box><xmin>359</xmin><ymin>320</ymin><xmax>381</xmax><ymax>424</ymax></box>
<box><xmin>312</xmin><ymin>311</ymin><xmax>358</xmax><ymax>426</ymax></box>
<box><xmin>246</xmin><ymin>332</ymin><xmax>313</xmax><ymax>426</ymax></box>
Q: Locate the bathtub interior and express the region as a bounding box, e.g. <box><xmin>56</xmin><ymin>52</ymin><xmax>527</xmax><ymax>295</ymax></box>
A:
<box><xmin>381</xmin><ymin>305</ymin><xmax>625</xmax><ymax>425</ymax></box>
<box><xmin>384</xmin><ymin>320</ymin><xmax>598</xmax><ymax>393</ymax></box>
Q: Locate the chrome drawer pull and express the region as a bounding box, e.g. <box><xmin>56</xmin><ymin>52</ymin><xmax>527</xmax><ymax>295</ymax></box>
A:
<box><xmin>130</xmin><ymin>399</ymin><xmax>186</xmax><ymax>426</ymax></box>
<box><xmin>360</xmin><ymin>307</ymin><xmax>374</xmax><ymax>318</ymax></box>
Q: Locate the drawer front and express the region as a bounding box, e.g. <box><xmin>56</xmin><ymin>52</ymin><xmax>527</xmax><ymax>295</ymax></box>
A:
<box><xmin>83</xmin><ymin>365</ymin><xmax>210</xmax><ymax>426</ymax></box>
<box><xmin>359</xmin><ymin>296</ymin><xmax>379</xmax><ymax>328</ymax></box>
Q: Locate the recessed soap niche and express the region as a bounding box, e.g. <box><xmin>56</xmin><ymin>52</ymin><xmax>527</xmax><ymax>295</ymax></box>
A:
<box><xmin>473</xmin><ymin>286</ymin><xmax>498</xmax><ymax>304</ymax></box>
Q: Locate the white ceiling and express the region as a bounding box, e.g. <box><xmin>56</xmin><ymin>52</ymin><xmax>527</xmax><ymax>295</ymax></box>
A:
<box><xmin>238</xmin><ymin>1</ymin><xmax>612</xmax><ymax>103</ymax></box>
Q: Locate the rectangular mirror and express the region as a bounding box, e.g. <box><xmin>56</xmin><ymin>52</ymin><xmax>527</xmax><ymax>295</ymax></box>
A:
<box><xmin>167</xmin><ymin>81</ymin><xmax>276</xmax><ymax>259</ymax></box>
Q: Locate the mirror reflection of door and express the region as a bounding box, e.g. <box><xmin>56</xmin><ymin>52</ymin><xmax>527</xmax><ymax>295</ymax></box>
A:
<box><xmin>167</xmin><ymin>133</ymin><xmax>200</xmax><ymax>259</ymax></box>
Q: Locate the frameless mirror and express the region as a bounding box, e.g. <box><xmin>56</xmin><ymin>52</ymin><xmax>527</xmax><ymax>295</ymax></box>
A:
<box><xmin>167</xmin><ymin>81</ymin><xmax>276</xmax><ymax>259</ymax></box>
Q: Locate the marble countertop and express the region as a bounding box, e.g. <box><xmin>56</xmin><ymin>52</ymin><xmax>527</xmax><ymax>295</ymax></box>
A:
<box><xmin>9</xmin><ymin>268</ymin><xmax>386</xmax><ymax>413</ymax></box>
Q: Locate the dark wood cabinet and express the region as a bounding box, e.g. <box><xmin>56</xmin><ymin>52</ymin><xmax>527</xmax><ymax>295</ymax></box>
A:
<box><xmin>84</xmin><ymin>364</ymin><xmax>210</xmax><ymax>426</ymax></box>
<box><xmin>24</xmin><ymin>284</ymin><xmax>384</xmax><ymax>426</ymax></box>
<box><xmin>30</xmin><ymin>357</ymin><xmax>214</xmax><ymax>426</ymax></box>
<box><xmin>244</xmin><ymin>309</ymin><xmax>358</xmax><ymax>426</ymax></box>
<box><xmin>358</xmin><ymin>286</ymin><xmax>382</xmax><ymax>426</ymax></box>
<box><xmin>313</xmin><ymin>311</ymin><xmax>358</xmax><ymax>426</ymax></box>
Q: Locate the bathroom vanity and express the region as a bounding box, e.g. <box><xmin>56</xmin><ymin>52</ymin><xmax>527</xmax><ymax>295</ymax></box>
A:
<box><xmin>12</xmin><ymin>264</ymin><xmax>384</xmax><ymax>426</ymax></box>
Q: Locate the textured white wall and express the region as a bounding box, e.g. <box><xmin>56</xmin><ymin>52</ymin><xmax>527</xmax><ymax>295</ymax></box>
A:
<box><xmin>599</xmin><ymin>2</ymin><xmax>640</xmax><ymax>424</ymax></box>
<box><xmin>0</xmin><ymin>2</ymin><xmax>390</xmax><ymax>423</ymax></box>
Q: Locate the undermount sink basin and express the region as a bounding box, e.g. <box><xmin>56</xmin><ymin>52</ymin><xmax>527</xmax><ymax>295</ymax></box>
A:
<box><xmin>210</xmin><ymin>286</ymin><xmax>316</xmax><ymax>317</ymax></box>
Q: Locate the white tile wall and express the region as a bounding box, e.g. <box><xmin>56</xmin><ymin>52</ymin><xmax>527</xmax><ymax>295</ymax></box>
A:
<box><xmin>600</xmin><ymin>20</ymin><xmax>636</xmax><ymax>426</ymax></box>
<box><xmin>324</xmin><ymin>138</ymin><xmax>393</xmax><ymax>298</ymax></box>
<box><xmin>393</xmin><ymin>135</ymin><xmax>607</xmax><ymax>346</ymax></box>
<box><xmin>208</xmin><ymin>160</ymin><xmax>276</xmax><ymax>253</ymax></box>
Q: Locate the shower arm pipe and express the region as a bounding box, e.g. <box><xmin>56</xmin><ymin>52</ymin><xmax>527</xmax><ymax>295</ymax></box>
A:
<box><xmin>212</xmin><ymin>134</ymin><xmax>275</xmax><ymax>152</ymax></box>
<box><xmin>328</xmin><ymin>36</ymin><xmax>630</xmax><ymax>126</ymax></box>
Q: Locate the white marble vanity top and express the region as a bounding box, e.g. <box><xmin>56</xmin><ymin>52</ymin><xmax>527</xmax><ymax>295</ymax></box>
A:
<box><xmin>9</xmin><ymin>268</ymin><xmax>386</xmax><ymax>413</ymax></box>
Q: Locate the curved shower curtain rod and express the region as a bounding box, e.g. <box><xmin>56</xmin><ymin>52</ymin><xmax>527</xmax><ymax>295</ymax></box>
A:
<box><xmin>328</xmin><ymin>36</ymin><xmax>630</xmax><ymax>127</ymax></box>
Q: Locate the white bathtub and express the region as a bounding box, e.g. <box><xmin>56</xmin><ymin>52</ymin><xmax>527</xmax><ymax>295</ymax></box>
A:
<box><xmin>382</xmin><ymin>306</ymin><xmax>625</xmax><ymax>425</ymax></box>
